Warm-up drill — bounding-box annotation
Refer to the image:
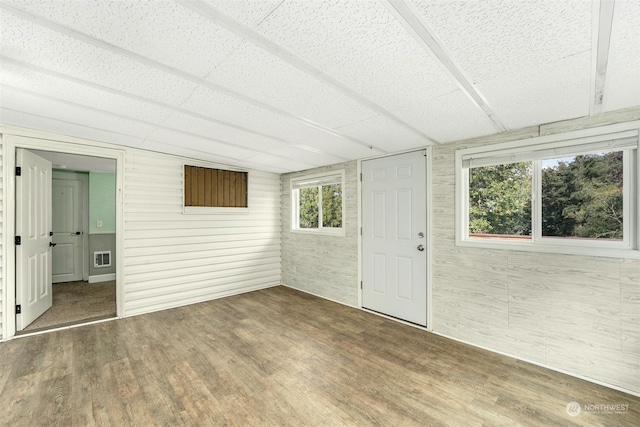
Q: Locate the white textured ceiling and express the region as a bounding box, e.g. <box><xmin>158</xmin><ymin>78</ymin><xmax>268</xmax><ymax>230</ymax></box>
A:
<box><xmin>1</xmin><ymin>0</ymin><xmax>638</xmax><ymax>173</ymax></box>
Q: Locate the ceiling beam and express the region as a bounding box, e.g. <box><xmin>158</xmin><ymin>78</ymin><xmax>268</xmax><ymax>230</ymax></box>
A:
<box><xmin>590</xmin><ymin>0</ymin><xmax>616</xmax><ymax>116</ymax></box>
<box><xmin>381</xmin><ymin>0</ymin><xmax>507</xmax><ymax>133</ymax></box>
<box><xmin>177</xmin><ymin>0</ymin><xmax>438</xmax><ymax>145</ymax></box>
<box><xmin>0</xmin><ymin>2</ymin><xmax>385</xmax><ymax>155</ymax></box>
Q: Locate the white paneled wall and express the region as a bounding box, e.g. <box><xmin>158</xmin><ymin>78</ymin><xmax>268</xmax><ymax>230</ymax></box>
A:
<box><xmin>281</xmin><ymin>161</ymin><xmax>358</xmax><ymax>306</ymax></box>
<box><xmin>123</xmin><ymin>149</ymin><xmax>281</xmax><ymax>316</ymax></box>
<box><xmin>431</xmin><ymin>109</ymin><xmax>640</xmax><ymax>394</ymax></box>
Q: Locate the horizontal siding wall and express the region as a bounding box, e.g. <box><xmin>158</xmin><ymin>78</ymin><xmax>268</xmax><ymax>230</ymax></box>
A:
<box><xmin>281</xmin><ymin>161</ymin><xmax>358</xmax><ymax>306</ymax></box>
<box><xmin>431</xmin><ymin>108</ymin><xmax>640</xmax><ymax>394</ymax></box>
<box><xmin>123</xmin><ymin>149</ymin><xmax>281</xmax><ymax>316</ymax></box>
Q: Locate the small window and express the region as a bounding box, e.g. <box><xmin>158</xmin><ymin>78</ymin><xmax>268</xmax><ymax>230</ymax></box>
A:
<box><xmin>291</xmin><ymin>172</ymin><xmax>344</xmax><ymax>235</ymax></box>
<box><xmin>456</xmin><ymin>128</ymin><xmax>639</xmax><ymax>258</ymax></box>
<box><xmin>184</xmin><ymin>165</ymin><xmax>247</xmax><ymax>208</ymax></box>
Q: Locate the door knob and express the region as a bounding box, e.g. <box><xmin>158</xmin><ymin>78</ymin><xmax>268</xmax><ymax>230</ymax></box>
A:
<box><xmin>49</xmin><ymin>242</ymin><xmax>57</xmax><ymax>247</ymax></box>
<box><xmin>74</xmin><ymin>231</ymin><xmax>81</xmax><ymax>235</ymax></box>
<box><xmin>417</xmin><ymin>244</ymin><xmax>425</xmax><ymax>251</ymax></box>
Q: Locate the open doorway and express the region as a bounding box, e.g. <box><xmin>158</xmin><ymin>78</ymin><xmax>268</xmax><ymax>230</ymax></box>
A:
<box><xmin>17</xmin><ymin>149</ymin><xmax>117</xmax><ymax>332</ymax></box>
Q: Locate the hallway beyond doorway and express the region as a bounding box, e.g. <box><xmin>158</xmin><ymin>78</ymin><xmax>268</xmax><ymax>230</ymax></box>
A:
<box><xmin>23</xmin><ymin>281</ymin><xmax>116</xmax><ymax>332</ymax></box>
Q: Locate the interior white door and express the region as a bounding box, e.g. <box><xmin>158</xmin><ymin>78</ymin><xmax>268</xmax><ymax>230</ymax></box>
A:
<box><xmin>362</xmin><ymin>150</ymin><xmax>427</xmax><ymax>326</ymax></box>
<box><xmin>52</xmin><ymin>177</ymin><xmax>83</xmax><ymax>283</ymax></box>
<box><xmin>16</xmin><ymin>149</ymin><xmax>53</xmax><ymax>330</ymax></box>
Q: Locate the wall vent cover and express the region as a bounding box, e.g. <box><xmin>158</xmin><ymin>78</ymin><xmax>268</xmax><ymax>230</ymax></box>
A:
<box><xmin>94</xmin><ymin>251</ymin><xmax>111</xmax><ymax>268</ymax></box>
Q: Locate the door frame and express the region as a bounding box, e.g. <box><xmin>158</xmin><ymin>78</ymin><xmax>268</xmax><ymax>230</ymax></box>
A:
<box><xmin>1</xmin><ymin>126</ymin><xmax>125</xmax><ymax>340</ymax></box>
<box><xmin>357</xmin><ymin>147</ymin><xmax>433</xmax><ymax>330</ymax></box>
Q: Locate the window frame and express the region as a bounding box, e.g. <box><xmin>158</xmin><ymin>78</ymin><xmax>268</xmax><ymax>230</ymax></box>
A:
<box><xmin>455</xmin><ymin>125</ymin><xmax>640</xmax><ymax>259</ymax></box>
<box><xmin>290</xmin><ymin>170</ymin><xmax>346</xmax><ymax>236</ymax></box>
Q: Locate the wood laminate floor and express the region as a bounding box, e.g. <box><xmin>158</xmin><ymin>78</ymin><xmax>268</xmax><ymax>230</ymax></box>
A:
<box><xmin>0</xmin><ymin>286</ymin><xmax>638</xmax><ymax>426</ymax></box>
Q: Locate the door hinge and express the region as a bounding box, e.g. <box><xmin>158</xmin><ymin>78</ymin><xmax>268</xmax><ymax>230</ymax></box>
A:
<box><xmin>15</xmin><ymin>166</ymin><xmax>21</xmax><ymax>176</ymax></box>
<box><xmin>16</xmin><ymin>305</ymin><xmax>21</xmax><ymax>314</ymax></box>
<box><xmin>15</xmin><ymin>236</ymin><xmax>21</xmax><ymax>245</ymax></box>
<box><xmin>360</xmin><ymin>173</ymin><xmax>362</xmax><ymax>181</ymax></box>
<box><xmin>360</xmin><ymin>281</ymin><xmax>363</xmax><ymax>289</ymax></box>
<box><xmin>360</xmin><ymin>227</ymin><xmax>363</xmax><ymax>235</ymax></box>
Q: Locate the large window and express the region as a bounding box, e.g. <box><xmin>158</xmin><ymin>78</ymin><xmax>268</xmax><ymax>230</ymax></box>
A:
<box><xmin>456</xmin><ymin>128</ymin><xmax>639</xmax><ymax>258</ymax></box>
<box><xmin>291</xmin><ymin>172</ymin><xmax>344</xmax><ymax>235</ymax></box>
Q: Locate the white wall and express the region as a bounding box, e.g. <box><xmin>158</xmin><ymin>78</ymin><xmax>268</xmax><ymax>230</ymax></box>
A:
<box><xmin>432</xmin><ymin>108</ymin><xmax>640</xmax><ymax>394</ymax></box>
<box><xmin>0</xmin><ymin>129</ymin><xmax>281</xmax><ymax>337</ymax></box>
<box><xmin>123</xmin><ymin>149</ymin><xmax>281</xmax><ymax>316</ymax></box>
<box><xmin>281</xmin><ymin>161</ymin><xmax>358</xmax><ymax>306</ymax></box>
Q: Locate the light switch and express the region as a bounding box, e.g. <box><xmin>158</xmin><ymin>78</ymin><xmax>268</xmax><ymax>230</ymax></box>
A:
<box><xmin>96</xmin><ymin>220</ymin><xmax>103</xmax><ymax>228</ymax></box>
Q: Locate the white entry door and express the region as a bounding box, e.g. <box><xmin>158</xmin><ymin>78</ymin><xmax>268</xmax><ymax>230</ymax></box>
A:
<box><xmin>52</xmin><ymin>176</ymin><xmax>83</xmax><ymax>283</ymax></box>
<box><xmin>16</xmin><ymin>149</ymin><xmax>53</xmax><ymax>330</ymax></box>
<box><xmin>362</xmin><ymin>150</ymin><xmax>427</xmax><ymax>326</ymax></box>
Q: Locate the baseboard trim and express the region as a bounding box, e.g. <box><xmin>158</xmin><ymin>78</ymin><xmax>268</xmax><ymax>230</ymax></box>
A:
<box><xmin>281</xmin><ymin>283</ymin><xmax>358</xmax><ymax>308</ymax></box>
<box><xmin>88</xmin><ymin>273</ymin><xmax>116</xmax><ymax>283</ymax></box>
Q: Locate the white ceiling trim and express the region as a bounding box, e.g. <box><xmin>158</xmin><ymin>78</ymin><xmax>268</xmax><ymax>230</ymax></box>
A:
<box><xmin>0</xmin><ymin>2</ymin><xmax>385</xmax><ymax>155</ymax></box>
<box><xmin>381</xmin><ymin>0</ymin><xmax>507</xmax><ymax>133</ymax></box>
<box><xmin>177</xmin><ymin>0</ymin><xmax>438</xmax><ymax>145</ymax></box>
<box><xmin>1</xmin><ymin>55</ymin><xmax>293</xmax><ymax>148</ymax></box>
<box><xmin>1</xmin><ymin>84</ymin><xmax>336</xmax><ymax>168</ymax></box>
<box><xmin>590</xmin><ymin>0</ymin><xmax>616</xmax><ymax>116</ymax></box>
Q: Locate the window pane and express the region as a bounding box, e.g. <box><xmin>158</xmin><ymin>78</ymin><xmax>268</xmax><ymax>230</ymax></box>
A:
<box><xmin>299</xmin><ymin>186</ymin><xmax>319</xmax><ymax>228</ymax></box>
<box><xmin>542</xmin><ymin>151</ymin><xmax>623</xmax><ymax>240</ymax></box>
<box><xmin>322</xmin><ymin>184</ymin><xmax>342</xmax><ymax>228</ymax></box>
<box><xmin>469</xmin><ymin>162</ymin><xmax>532</xmax><ymax>238</ymax></box>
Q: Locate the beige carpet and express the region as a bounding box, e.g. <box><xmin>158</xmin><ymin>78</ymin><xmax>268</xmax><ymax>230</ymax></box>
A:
<box><xmin>24</xmin><ymin>280</ymin><xmax>116</xmax><ymax>331</ymax></box>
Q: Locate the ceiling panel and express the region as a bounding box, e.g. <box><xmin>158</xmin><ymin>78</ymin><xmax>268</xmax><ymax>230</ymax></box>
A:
<box><xmin>412</xmin><ymin>0</ymin><xmax>592</xmax><ymax>83</ymax></box>
<box><xmin>604</xmin><ymin>0</ymin><xmax>640</xmax><ymax>112</ymax></box>
<box><xmin>181</xmin><ymin>85</ymin><xmax>380</xmax><ymax>159</ymax></box>
<box><xmin>336</xmin><ymin>114</ymin><xmax>429</xmax><ymax>152</ymax></box>
<box><xmin>412</xmin><ymin>0</ymin><xmax>592</xmax><ymax>128</ymax></box>
<box><xmin>161</xmin><ymin>111</ymin><xmax>289</xmax><ymax>153</ymax></box>
<box><xmin>0</xmin><ymin>86</ymin><xmax>159</xmax><ymax>140</ymax></box>
<box><xmin>222</xmin><ymin>0</ymin><xmax>480</xmax><ymax>134</ymax></box>
<box><xmin>1</xmin><ymin>0</ymin><xmax>638</xmax><ymax>173</ymax></box>
<box><xmin>1</xmin><ymin>61</ymin><xmax>175</xmax><ymax>125</ymax></box>
<box><xmin>475</xmin><ymin>52</ymin><xmax>591</xmax><ymax>130</ymax></box>
<box><xmin>0</xmin><ymin>11</ymin><xmax>201</xmax><ymax>107</ymax></box>
<box><xmin>143</xmin><ymin>127</ymin><xmax>270</xmax><ymax>161</ymax></box>
<box><xmin>204</xmin><ymin>0</ymin><xmax>283</xmax><ymax>27</ymax></box>
<box><xmin>0</xmin><ymin>106</ymin><xmax>149</xmax><ymax>150</ymax></box>
<box><xmin>3</xmin><ymin>0</ymin><xmax>245</xmax><ymax>78</ymax></box>
<box><xmin>392</xmin><ymin>89</ymin><xmax>497</xmax><ymax>144</ymax></box>
<box><xmin>204</xmin><ymin>41</ymin><xmax>382</xmax><ymax>130</ymax></box>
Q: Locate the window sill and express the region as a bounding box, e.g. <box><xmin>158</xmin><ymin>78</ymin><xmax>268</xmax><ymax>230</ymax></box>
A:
<box><xmin>290</xmin><ymin>228</ymin><xmax>345</xmax><ymax>237</ymax></box>
<box><xmin>456</xmin><ymin>238</ymin><xmax>640</xmax><ymax>259</ymax></box>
